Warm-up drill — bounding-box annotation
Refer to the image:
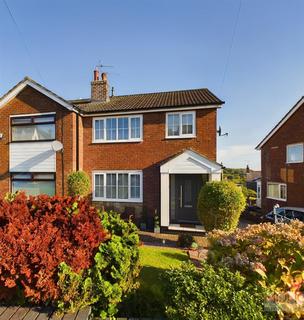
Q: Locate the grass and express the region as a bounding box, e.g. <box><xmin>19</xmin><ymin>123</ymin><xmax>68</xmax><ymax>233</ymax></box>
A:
<box><xmin>119</xmin><ymin>245</ymin><xmax>188</xmax><ymax>318</ymax></box>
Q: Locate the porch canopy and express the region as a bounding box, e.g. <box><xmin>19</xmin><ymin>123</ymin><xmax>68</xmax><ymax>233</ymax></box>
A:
<box><xmin>160</xmin><ymin>149</ymin><xmax>222</xmax><ymax>228</ymax></box>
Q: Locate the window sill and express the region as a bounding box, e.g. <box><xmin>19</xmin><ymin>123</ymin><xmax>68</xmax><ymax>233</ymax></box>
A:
<box><xmin>165</xmin><ymin>135</ymin><xmax>196</xmax><ymax>140</ymax></box>
<box><xmin>92</xmin><ymin>139</ymin><xmax>143</xmax><ymax>144</ymax></box>
<box><xmin>92</xmin><ymin>197</ymin><xmax>143</xmax><ymax>203</ymax></box>
<box><xmin>286</xmin><ymin>161</ymin><xmax>303</xmax><ymax>164</ymax></box>
<box><xmin>266</xmin><ymin>197</ymin><xmax>287</xmax><ymax>202</ymax></box>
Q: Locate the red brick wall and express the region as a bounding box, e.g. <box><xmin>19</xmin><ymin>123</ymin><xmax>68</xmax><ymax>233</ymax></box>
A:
<box><xmin>0</xmin><ymin>86</ymin><xmax>76</xmax><ymax>196</ymax></box>
<box><xmin>261</xmin><ymin>102</ymin><xmax>304</xmax><ymax>212</ymax></box>
<box><xmin>82</xmin><ymin>108</ymin><xmax>217</xmax><ymax>216</ymax></box>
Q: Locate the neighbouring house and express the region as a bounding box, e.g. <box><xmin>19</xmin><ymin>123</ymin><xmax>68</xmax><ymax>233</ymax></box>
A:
<box><xmin>0</xmin><ymin>70</ymin><xmax>224</xmax><ymax>231</ymax></box>
<box><xmin>245</xmin><ymin>168</ymin><xmax>261</xmax><ymax>207</ymax></box>
<box><xmin>256</xmin><ymin>96</ymin><xmax>304</xmax><ymax>212</ymax></box>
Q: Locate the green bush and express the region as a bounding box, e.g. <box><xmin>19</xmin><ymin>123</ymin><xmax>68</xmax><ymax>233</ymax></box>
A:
<box><xmin>197</xmin><ymin>181</ymin><xmax>246</xmax><ymax>231</ymax></box>
<box><xmin>57</xmin><ymin>211</ymin><xmax>140</xmax><ymax>319</ymax></box>
<box><xmin>163</xmin><ymin>262</ymin><xmax>274</xmax><ymax>320</ymax></box>
<box><xmin>67</xmin><ymin>171</ymin><xmax>90</xmax><ymax>196</ymax></box>
<box><xmin>177</xmin><ymin>233</ymin><xmax>194</xmax><ymax>248</ymax></box>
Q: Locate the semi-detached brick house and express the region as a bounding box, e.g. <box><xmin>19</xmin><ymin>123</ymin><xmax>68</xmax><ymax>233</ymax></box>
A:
<box><xmin>256</xmin><ymin>97</ymin><xmax>304</xmax><ymax>212</ymax></box>
<box><xmin>0</xmin><ymin>70</ymin><xmax>224</xmax><ymax>232</ymax></box>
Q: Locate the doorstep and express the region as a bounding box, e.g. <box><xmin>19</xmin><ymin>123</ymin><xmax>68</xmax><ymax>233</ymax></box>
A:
<box><xmin>168</xmin><ymin>224</ymin><xmax>205</xmax><ymax>233</ymax></box>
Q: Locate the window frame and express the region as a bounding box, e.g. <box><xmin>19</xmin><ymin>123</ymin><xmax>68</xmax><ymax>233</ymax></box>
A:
<box><xmin>92</xmin><ymin>170</ymin><xmax>143</xmax><ymax>202</ymax></box>
<box><xmin>11</xmin><ymin>172</ymin><xmax>56</xmax><ymax>195</ymax></box>
<box><xmin>286</xmin><ymin>143</ymin><xmax>304</xmax><ymax>164</ymax></box>
<box><xmin>267</xmin><ymin>182</ymin><xmax>287</xmax><ymax>201</ymax></box>
<box><xmin>93</xmin><ymin>115</ymin><xmax>143</xmax><ymax>143</ymax></box>
<box><xmin>165</xmin><ymin>111</ymin><xmax>196</xmax><ymax>139</ymax></box>
<box><xmin>10</xmin><ymin>113</ymin><xmax>56</xmax><ymax>143</ymax></box>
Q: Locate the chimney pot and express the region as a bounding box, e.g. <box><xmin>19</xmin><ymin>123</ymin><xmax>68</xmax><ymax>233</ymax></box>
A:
<box><xmin>93</xmin><ymin>69</ymin><xmax>99</xmax><ymax>81</ymax></box>
<box><xmin>101</xmin><ymin>72</ymin><xmax>107</xmax><ymax>81</ymax></box>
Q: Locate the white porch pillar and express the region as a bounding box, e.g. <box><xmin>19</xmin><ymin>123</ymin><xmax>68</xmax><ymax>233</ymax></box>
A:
<box><xmin>160</xmin><ymin>173</ymin><xmax>170</xmax><ymax>227</ymax></box>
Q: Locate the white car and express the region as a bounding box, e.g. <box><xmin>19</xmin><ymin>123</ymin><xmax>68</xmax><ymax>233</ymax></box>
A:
<box><xmin>264</xmin><ymin>207</ymin><xmax>304</xmax><ymax>223</ymax></box>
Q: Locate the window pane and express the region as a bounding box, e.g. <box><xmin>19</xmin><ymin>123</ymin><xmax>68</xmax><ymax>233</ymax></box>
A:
<box><xmin>95</xmin><ymin>120</ymin><xmax>104</xmax><ymax>140</ymax></box>
<box><xmin>12</xmin><ymin>124</ymin><xmax>55</xmax><ymax>141</ymax></box>
<box><xmin>118</xmin><ymin>173</ymin><xmax>128</xmax><ymax>199</ymax></box>
<box><xmin>131</xmin><ymin>117</ymin><xmax>141</xmax><ymax>139</ymax></box>
<box><xmin>95</xmin><ymin>174</ymin><xmax>104</xmax><ymax>198</ymax></box>
<box><xmin>11</xmin><ymin>173</ymin><xmax>32</xmax><ymax>180</ymax></box>
<box><xmin>167</xmin><ymin>114</ymin><xmax>180</xmax><ymax>136</ymax></box>
<box><xmin>11</xmin><ymin>117</ymin><xmax>32</xmax><ymax>125</ymax></box>
<box><xmin>130</xmin><ymin>174</ymin><xmax>140</xmax><ymax>199</ymax></box>
<box><xmin>33</xmin><ymin>173</ymin><xmax>55</xmax><ymax>180</ymax></box>
<box><xmin>12</xmin><ymin>180</ymin><xmax>55</xmax><ymax>196</ymax></box>
<box><xmin>280</xmin><ymin>185</ymin><xmax>287</xmax><ymax>200</ymax></box>
<box><xmin>118</xmin><ymin>118</ymin><xmax>129</xmax><ymax>140</ymax></box>
<box><xmin>268</xmin><ymin>183</ymin><xmax>279</xmax><ymax>198</ymax></box>
<box><xmin>182</xmin><ymin>114</ymin><xmax>193</xmax><ymax>134</ymax></box>
<box><xmin>33</xmin><ymin>115</ymin><xmax>55</xmax><ymax>123</ymax></box>
<box><xmin>106</xmin><ymin>118</ymin><xmax>117</xmax><ymax>140</ymax></box>
<box><xmin>106</xmin><ymin>173</ymin><xmax>116</xmax><ymax>198</ymax></box>
<box><xmin>287</xmin><ymin>144</ymin><xmax>303</xmax><ymax>162</ymax></box>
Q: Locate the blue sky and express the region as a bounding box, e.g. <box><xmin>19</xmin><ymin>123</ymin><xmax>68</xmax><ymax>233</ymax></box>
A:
<box><xmin>1</xmin><ymin>0</ymin><xmax>304</xmax><ymax>170</ymax></box>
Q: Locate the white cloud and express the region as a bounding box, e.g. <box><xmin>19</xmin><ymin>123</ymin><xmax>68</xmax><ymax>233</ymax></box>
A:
<box><xmin>217</xmin><ymin>144</ymin><xmax>260</xmax><ymax>170</ymax></box>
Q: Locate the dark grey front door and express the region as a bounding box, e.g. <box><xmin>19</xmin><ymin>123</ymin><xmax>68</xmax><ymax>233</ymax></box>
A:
<box><xmin>173</xmin><ymin>174</ymin><xmax>204</xmax><ymax>224</ymax></box>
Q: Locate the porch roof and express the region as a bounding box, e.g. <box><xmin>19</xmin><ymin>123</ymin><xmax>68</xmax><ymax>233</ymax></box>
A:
<box><xmin>160</xmin><ymin>149</ymin><xmax>222</xmax><ymax>174</ymax></box>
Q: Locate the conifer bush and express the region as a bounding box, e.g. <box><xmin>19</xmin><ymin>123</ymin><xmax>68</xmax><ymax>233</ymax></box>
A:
<box><xmin>197</xmin><ymin>181</ymin><xmax>246</xmax><ymax>231</ymax></box>
<box><xmin>67</xmin><ymin>171</ymin><xmax>90</xmax><ymax>196</ymax></box>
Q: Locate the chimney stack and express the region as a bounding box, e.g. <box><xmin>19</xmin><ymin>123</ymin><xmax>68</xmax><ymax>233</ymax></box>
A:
<box><xmin>91</xmin><ymin>69</ymin><xmax>109</xmax><ymax>102</ymax></box>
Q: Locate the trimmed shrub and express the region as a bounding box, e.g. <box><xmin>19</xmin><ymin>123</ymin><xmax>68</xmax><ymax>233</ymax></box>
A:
<box><xmin>177</xmin><ymin>233</ymin><xmax>194</xmax><ymax>248</ymax></box>
<box><xmin>57</xmin><ymin>211</ymin><xmax>140</xmax><ymax>319</ymax></box>
<box><xmin>0</xmin><ymin>193</ymin><xmax>106</xmax><ymax>303</ymax></box>
<box><xmin>67</xmin><ymin>171</ymin><xmax>90</xmax><ymax>196</ymax></box>
<box><xmin>163</xmin><ymin>262</ymin><xmax>274</xmax><ymax>320</ymax></box>
<box><xmin>197</xmin><ymin>181</ymin><xmax>246</xmax><ymax>231</ymax></box>
<box><xmin>208</xmin><ymin>221</ymin><xmax>304</xmax><ymax>319</ymax></box>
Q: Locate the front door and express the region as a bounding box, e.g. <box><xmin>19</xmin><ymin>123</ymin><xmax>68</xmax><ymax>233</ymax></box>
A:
<box><xmin>171</xmin><ymin>174</ymin><xmax>205</xmax><ymax>224</ymax></box>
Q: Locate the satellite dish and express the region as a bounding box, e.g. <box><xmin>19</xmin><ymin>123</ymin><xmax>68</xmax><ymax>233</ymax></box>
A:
<box><xmin>51</xmin><ymin>140</ymin><xmax>63</xmax><ymax>152</ymax></box>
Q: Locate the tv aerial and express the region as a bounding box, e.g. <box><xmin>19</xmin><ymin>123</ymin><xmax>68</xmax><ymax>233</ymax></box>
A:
<box><xmin>217</xmin><ymin>126</ymin><xmax>228</xmax><ymax>137</ymax></box>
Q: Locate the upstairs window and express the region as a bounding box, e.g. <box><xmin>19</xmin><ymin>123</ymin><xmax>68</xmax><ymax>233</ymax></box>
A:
<box><xmin>166</xmin><ymin>111</ymin><xmax>196</xmax><ymax>138</ymax></box>
<box><xmin>286</xmin><ymin>143</ymin><xmax>304</xmax><ymax>163</ymax></box>
<box><xmin>267</xmin><ymin>182</ymin><xmax>287</xmax><ymax>201</ymax></box>
<box><xmin>93</xmin><ymin>115</ymin><xmax>142</xmax><ymax>143</ymax></box>
<box><xmin>93</xmin><ymin>171</ymin><xmax>142</xmax><ymax>202</ymax></box>
<box><xmin>11</xmin><ymin>114</ymin><xmax>55</xmax><ymax>142</ymax></box>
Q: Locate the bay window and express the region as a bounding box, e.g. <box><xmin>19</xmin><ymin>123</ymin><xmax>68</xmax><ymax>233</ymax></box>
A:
<box><xmin>93</xmin><ymin>171</ymin><xmax>142</xmax><ymax>202</ymax></box>
<box><xmin>11</xmin><ymin>172</ymin><xmax>55</xmax><ymax>196</ymax></box>
<box><xmin>11</xmin><ymin>114</ymin><xmax>55</xmax><ymax>142</ymax></box>
<box><xmin>93</xmin><ymin>115</ymin><xmax>142</xmax><ymax>142</ymax></box>
<box><xmin>166</xmin><ymin>111</ymin><xmax>195</xmax><ymax>138</ymax></box>
<box><xmin>267</xmin><ymin>182</ymin><xmax>287</xmax><ymax>201</ymax></box>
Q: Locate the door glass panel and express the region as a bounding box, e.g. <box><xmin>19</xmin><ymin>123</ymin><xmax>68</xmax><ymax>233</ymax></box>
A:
<box><xmin>183</xmin><ymin>179</ymin><xmax>192</xmax><ymax>207</ymax></box>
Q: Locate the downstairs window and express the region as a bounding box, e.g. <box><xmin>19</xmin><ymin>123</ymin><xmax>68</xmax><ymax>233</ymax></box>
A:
<box><xmin>93</xmin><ymin>171</ymin><xmax>142</xmax><ymax>202</ymax></box>
<box><xmin>11</xmin><ymin>173</ymin><xmax>55</xmax><ymax>196</ymax></box>
<box><xmin>267</xmin><ymin>182</ymin><xmax>287</xmax><ymax>201</ymax></box>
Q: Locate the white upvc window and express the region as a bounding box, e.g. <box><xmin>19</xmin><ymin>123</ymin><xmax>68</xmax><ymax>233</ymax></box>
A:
<box><xmin>93</xmin><ymin>115</ymin><xmax>143</xmax><ymax>143</ymax></box>
<box><xmin>166</xmin><ymin>111</ymin><xmax>196</xmax><ymax>138</ymax></box>
<box><xmin>93</xmin><ymin>171</ymin><xmax>143</xmax><ymax>202</ymax></box>
<box><xmin>267</xmin><ymin>182</ymin><xmax>287</xmax><ymax>201</ymax></box>
<box><xmin>286</xmin><ymin>143</ymin><xmax>304</xmax><ymax>163</ymax></box>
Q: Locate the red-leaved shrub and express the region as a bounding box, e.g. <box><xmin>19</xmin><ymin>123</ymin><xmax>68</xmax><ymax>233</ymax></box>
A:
<box><xmin>0</xmin><ymin>193</ymin><xmax>106</xmax><ymax>304</ymax></box>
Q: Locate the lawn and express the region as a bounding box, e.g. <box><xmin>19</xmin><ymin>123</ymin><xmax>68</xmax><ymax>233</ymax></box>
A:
<box><xmin>119</xmin><ymin>245</ymin><xmax>189</xmax><ymax>318</ymax></box>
